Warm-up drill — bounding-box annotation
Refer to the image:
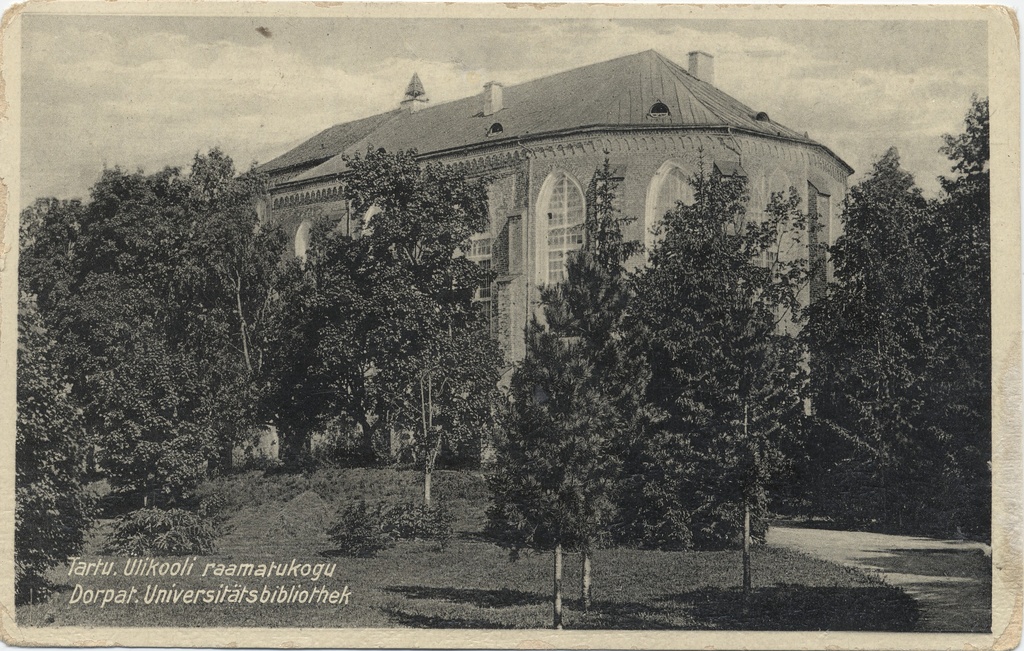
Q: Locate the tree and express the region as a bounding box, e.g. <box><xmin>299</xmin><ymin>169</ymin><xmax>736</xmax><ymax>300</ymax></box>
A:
<box><xmin>918</xmin><ymin>97</ymin><xmax>990</xmax><ymax>538</ymax></box>
<box><xmin>487</xmin><ymin>325</ymin><xmax>619</xmax><ymax>628</ymax></box>
<box><xmin>625</xmin><ymin>160</ymin><xmax>808</xmax><ymax>582</ymax></box>
<box><xmin>804</xmin><ymin>148</ymin><xmax>932</xmax><ymax>531</ymax></box>
<box><xmin>16</xmin><ymin>293</ymin><xmax>93</xmax><ymax>603</ymax></box>
<box><xmin>178</xmin><ymin>150</ymin><xmax>289</xmax><ymax>470</ymax></box>
<box><xmin>487</xmin><ymin>161</ymin><xmax>637</xmax><ymax>623</ymax></box>
<box><xmin>19</xmin><ymin>150</ymin><xmax>286</xmax><ymax>506</ymax></box>
<box><xmin>269</xmin><ymin>149</ymin><xmax>501</xmax><ymax>485</ymax></box>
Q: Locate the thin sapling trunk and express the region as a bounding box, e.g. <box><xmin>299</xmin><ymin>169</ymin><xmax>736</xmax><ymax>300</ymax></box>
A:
<box><xmin>581</xmin><ymin>549</ymin><xmax>592</xmax><ymax>612</ymax></box>
<box><xmin>553</xmin><ymin>543</ymin><xmax>564</xmax><ymax>629</ymax></box>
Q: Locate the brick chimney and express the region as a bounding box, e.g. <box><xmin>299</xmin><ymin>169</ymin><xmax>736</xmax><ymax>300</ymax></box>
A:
<box><xmin>482</xmin><ymin>81</ymin><xmax>503</xmax><ymax>116</ymax></box>
<box><xmin>688</xmin><ymin>51</ymin><xmax>714</xmax><ymax>85</ymax></box>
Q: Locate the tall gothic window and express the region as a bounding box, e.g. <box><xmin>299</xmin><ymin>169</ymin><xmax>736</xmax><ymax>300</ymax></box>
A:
<box><xmin>467</xmin><ymin>235</ymin><xmax>496</xmax><ymax>335</ymax></box>
<box><xmin>539</xmin><ymin>173</ymin><xmax>585</xmax><ymax>284</ymax></box>
<box><xmin>645</xmin><ymin>161</ymin><xmax>695</xmax><ymax>250</ymax></box>
<box><xmin>294</xmin><ymin>220</ymin><xmax>312</xmax><ymax>260</ymax></box>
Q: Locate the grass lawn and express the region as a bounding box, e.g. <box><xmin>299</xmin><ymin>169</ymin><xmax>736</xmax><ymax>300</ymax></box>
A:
<box><xmin>18</xmin><ymin>467</ymin><xmax>919</xmax><ymax>630</ymax></box>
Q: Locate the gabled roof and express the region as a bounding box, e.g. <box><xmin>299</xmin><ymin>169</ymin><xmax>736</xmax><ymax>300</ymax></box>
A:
<box><xmin>260</xmin><ymin>49</ymin><xmax>851</xmax><ymax>184</ymax></box>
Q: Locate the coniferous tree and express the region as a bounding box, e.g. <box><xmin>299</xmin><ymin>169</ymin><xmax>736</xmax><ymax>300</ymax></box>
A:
<box><xmin>625</xmin><ymin>161</ymin><xmax>808</xmax><ymax>567</ymax></box>
<box><xmin>487</xmin><ymin>161</ymin><xmax>638</xmax><ymax>623</ymax></box>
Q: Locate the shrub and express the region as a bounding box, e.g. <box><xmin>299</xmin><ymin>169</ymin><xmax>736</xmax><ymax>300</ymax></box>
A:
<box><xmin>380</xmin><ymin>502</ymin><xmax>454</xmax><ymax>550</ymax></box>
<box><xmin>327</xmin><ymin>500</ymin><xmax>393</xmax><ymax>557</ymax></box>
<box><xmin>326</xmin><ymin>500</ymin><xmax>455</xmax><ymax>556</ymax></box>
<box><xmin>104</xmin><ymin>508</ymin><xmax>217</xmax><ymax>556</ymax></box>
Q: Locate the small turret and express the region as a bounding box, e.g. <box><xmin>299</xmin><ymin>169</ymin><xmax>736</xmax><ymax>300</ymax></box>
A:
<box><xmin>401</xmin><ymin>73</ymin><xmax>429</xmax><ymax>113</ymax></box>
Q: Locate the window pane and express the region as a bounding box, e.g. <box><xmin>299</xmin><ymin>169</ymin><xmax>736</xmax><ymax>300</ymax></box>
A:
<box><xmin>545</xmin><ymin>176</ymin><xmax>584</xmax><ymax>282</ymax></box>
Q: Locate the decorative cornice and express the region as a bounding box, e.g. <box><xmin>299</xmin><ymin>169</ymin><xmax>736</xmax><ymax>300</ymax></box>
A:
<box><xmin>268</xmin><ymin>124</ymin><xmax>851</xmax><ymax>196</ymax></box>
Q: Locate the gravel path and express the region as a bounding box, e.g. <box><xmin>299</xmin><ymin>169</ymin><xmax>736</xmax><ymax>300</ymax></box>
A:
<box><xmin>767</xmin><ymin>525</ymin><xmax>991</xmax><ymax>632</ymax></box>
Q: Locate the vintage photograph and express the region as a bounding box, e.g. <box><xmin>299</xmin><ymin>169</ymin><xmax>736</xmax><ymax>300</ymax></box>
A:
<box><xmin>2</xmin><ymin>2</ymin><xmax>1019</xmax><ymax>648</ymax></box>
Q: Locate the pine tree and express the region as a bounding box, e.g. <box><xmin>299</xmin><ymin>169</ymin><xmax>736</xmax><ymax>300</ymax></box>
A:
<box><xmin>487</xmin><ymin>161</ymin><xmax>637</xmax><ymax>624</ymax></box>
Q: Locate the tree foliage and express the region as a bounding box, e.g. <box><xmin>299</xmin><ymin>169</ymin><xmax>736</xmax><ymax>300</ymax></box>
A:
<box><xmin>269</xmin><ymin>149</ymin><xmax>502</xmax><ymax>470</ymax></box>
<box><xmin>805</xmin><ymin>97</ymin><xmax>990</xmax><ymax>538</ymax></box>
<box><xmin>623</xmin><ymin>161</ymin><xmax>808</xmax><ymax>550</ymax></box>
<box><xmin>20</xmin><ymin>149</ymin><xmax>286</xmax><ymax>506</ymax></box>
<box><xmin>16</xmin><ymin>293</ymin><xmax>93</xmax><ymax>603</ymax></box>
<box><xmin>486</xmin><ymin>163</ymin><xmax>637</xmax><ymax>620</ymax></box>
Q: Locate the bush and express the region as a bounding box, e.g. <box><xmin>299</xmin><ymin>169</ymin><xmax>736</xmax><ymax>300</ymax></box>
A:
<box><xmin>380</xmin><ymin>502</ymin><xmax>454</xmax><ymax>550</ymax></box>
<box><xmin>326</xmin><ymin>500</ymin><xmax>455</xmax><ymax>557</ymax></box>
<box><xmin>327</xmin><ymin>500</ymin><xmax>394</xmax><ymax>557</ymax></box>
<box><xmin>104</xmin><ymin>508</ymin><xmax>217</xmax><ymax>556</ymax></box>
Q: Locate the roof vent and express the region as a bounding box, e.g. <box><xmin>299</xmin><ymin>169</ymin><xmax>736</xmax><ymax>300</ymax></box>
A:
<box><xmin>400</xmin><ymin>73</ymin><xmax>429</xmax><ymax>113</ymax></box>
<box><xmin>648</xmin><ymin>102</ymin><xmax>671</xmax><ymax>118</ymax></box>
<box><xmin>487</xmin><ymin>122</ymin><xmax>504</xmax><ymax>136</ymax></box>
<box><xmin>687</xmin><ymin>51</ymin><xmax>715</xmax><ymax>85</ymax></box>
<box><xmin>483</xmin><ymin>81</ymin><xmax>503</xmax><ymax>116</ymax></box>
<box><xmin>755</xmin><ymin>111</ymin><xmax>770</xmax><ymax>122</ymax></box>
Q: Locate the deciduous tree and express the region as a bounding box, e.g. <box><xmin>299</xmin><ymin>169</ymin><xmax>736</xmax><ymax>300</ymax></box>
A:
<box><xmin>15</xmin><ymin>293</ymin><xmax>93</xmax><ymax>603</ymax></box>
<box><xmin>625</xmin><ymin>161</ymin><xmax>808</xmax><ymax>574</ymax></box>
<box><xmin>270</xmin><ymin>149</ymin><xmax>501</xmax><ymax>485</ymax></box>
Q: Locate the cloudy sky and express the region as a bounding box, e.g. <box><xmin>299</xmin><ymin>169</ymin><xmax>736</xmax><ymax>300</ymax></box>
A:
<box><xmin>19</xmin><ymin>11</ymin><xmax>987</xmax><ymax>206</ymax></box>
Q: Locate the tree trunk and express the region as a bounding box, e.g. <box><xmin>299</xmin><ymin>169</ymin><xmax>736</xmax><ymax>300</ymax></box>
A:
<box><xmin>234</xmin><ymin>272</ymin><xmax>253</xmax><ymax>374</ymax></box>
<box><xmin>424</xmin><ymin>469</ymin><xmax>432</xmax><ymax>507</ymax></box>
<box><xmin>581</xmin><ymin>549</ymin><xmax>592</xmax><ymax>612</ymax></box>
<box><xmin>553</xmin><ymin>544</ymin><xmax>563</xmax><ymax>629</ymax></box>
<box><xmin>742</xmin><ymin>500</ymin><xmax>751</xmax><ymax>596</ymax></box>
<box><xmin>355</xmin><ymin>415</ymin><xmax>376</xmax><ymax>465</ymax></box>
<box><xmin>280</xmin><ymin>429</ymin><xmax>311</xmax><ymax>466</ymax></box>
<box><xmin>742</xmin><ymin>402</ymin><xmax>752</xmax><ymax>597</ymax></box>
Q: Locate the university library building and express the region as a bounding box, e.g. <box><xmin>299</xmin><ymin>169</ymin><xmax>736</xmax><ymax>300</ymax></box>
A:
<box><xmin>258</xmin><ymin>49</ymin><xmax>852</xmax><ymax>362</ymax></box>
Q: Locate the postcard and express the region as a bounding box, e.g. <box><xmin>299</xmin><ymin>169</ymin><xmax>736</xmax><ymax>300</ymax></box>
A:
<box><xmin>0</xmin><ymin>2</ymin><xmax>1019</xmax><ymax>649</ymax></box>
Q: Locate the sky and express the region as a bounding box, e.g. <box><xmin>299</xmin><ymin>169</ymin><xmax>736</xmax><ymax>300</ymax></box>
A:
<box><xmin>19</xmin><ymin>12</ymin><xmax>987</xmax><ymax>207</ymax></box>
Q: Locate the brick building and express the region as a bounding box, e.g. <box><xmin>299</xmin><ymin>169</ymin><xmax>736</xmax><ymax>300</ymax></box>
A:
<box><xmin>260</xmin><ymin>49</ymin><xmax>852</xmax><ymax>363</ymax></box>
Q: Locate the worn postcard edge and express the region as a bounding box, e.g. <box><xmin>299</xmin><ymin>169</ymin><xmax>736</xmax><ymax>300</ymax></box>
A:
<box><xmin>0</xmin><ymin>3</ymin><xmax>1018</xmax><ymax>649</ymax></box>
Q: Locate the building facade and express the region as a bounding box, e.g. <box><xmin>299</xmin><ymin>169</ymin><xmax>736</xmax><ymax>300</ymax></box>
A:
<box><xmin>260</xmin><ymin>50</ymin><xmax>852</xmax><ymax>363</ymax></box>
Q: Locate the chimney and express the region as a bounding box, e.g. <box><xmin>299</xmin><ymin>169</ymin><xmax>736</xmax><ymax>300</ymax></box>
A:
<box><xmin>482</xmin><ymin>81</ymin><xmax>503</xmax><ymax>116</ymax></box>
<box><xmin>400</xmin><ymin>72</ymin><xmax>429</xmax><ymax>113</ymax></box>
<box><xmin>688</xmin><ymin>51</ymin><xmax>715</xmax><ymax>85</ymax></box>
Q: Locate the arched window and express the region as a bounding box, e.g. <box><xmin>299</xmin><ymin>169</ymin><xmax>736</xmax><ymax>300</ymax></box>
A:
<box><xmin>648</xmin><ymin>102</ymin><xmax>671</xmax><ymax>118</ymax></box>
<box><xmin>645</xmin><ymin>161</ymin><xmax>695</xmax><ymax>250</ymax></box>
<box><xmin>537</xmin><ymin>172</ymin><xmax>585</xmax><ymax>284</ymax></box>
<box><xmin>295</xmin><ymin>220</ymin><xmax>312</xmax><ymax>260</ymax></box>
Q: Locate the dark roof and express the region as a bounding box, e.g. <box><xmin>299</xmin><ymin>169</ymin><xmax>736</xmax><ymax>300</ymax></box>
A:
<box><xmin>261</xmin><ymin>50</ymin><xmax>851</xmax><ymax>183</ymax></box>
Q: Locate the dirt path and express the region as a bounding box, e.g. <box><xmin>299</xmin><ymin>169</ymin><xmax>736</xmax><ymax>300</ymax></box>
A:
<box><xmin>767</xmin><ymin>525</ymin><xmax>991</xmax><ymax>632</ymax></box>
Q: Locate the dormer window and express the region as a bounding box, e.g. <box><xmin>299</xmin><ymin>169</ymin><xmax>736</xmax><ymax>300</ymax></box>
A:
<box><xmin>755</xmin><ymin>111</ymin><xmax>771</xmax><ymax>122</ymax></box>
<box><xmin>487</xmin><ymin>122</ymin><xmax>504</xmax><ymax>136</ymax></box>
<box><xmin>648</xmin><ymin>102</ymin><xmax>671</xmax><ymax>118</ymax></box>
